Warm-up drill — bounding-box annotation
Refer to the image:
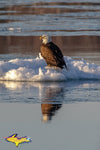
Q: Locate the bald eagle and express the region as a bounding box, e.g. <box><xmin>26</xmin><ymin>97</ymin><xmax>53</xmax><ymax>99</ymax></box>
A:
<box><xmin>40</xmin><ymin>35</ymin><xmax>67</xmax><ymax>70</ymax></box>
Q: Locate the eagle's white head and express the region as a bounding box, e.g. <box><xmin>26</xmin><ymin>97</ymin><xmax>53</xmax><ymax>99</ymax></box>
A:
<box><xmin>40</xmin><ymin>35</ymin><xmax>52</xmax><ymax>44</ymax></box>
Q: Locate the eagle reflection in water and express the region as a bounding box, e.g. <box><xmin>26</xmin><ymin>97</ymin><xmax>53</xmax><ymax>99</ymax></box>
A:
<box><xmin>41</xmin><ymin>86</ymin><xmax>63</xmax><ymax>122</ymax></box>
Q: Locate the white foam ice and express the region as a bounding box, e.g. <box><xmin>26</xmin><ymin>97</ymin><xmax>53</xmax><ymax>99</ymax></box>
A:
<box><xmin>0</xmin><ymin>54</ymin><xmax>100</xmax><ymax>81</ymax></box>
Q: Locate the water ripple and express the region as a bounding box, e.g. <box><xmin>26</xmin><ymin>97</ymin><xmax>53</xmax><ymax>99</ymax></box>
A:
<box><xmin>0</xmin><ymin>1</ymin><xmax>100</xmax><ymax>36</ymax></box>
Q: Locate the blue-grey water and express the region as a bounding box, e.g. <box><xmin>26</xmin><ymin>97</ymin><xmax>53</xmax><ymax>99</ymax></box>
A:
<box><xmin>0</xmin><ymin>0</ymin><xmax>100</xmax><ymax>36</ymax></box>
<box><xmin>0</xmin><ymin>0</ymin><xmax>100</xmax><ymax>150</ymax></box>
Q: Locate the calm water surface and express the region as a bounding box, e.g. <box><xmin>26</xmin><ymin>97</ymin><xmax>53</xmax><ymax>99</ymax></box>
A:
<box><xmin>0</xmin><ymin>0</ymin><xmax>100</xmax><ymax>36</ymax></box>
<box><xmin>0</xmin><ymin>0</ymin><xmax>100</xmax><ymax>150</ymax></box>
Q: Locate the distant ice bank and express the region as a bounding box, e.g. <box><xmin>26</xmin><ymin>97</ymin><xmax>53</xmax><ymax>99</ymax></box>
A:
<box><xmin>0</xmin><ymin>54</ymin><xmax>100</xmax><ymax>81</ymax></box>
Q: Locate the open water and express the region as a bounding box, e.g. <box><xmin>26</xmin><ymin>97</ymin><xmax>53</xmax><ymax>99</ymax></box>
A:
<box><xmin>0</xmin><ymin>0</ymin><xmax>100</xmax><ymax>150</ymax></box>
<box><xmin>0</xmin><ymin>0</ymin><xmax>100</xmax><ymax>36</ymax></box>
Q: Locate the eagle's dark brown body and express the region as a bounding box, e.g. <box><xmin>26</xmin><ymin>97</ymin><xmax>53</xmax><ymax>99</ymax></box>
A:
<box><xmin>41</xmin><ymin>42</ymin><xmax>67</xmax><ymax>69</ymax></box>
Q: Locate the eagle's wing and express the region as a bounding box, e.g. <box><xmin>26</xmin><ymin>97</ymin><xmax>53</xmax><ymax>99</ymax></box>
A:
<box><xmin>48</xmin><ymin>42</ymin><xmax>63</xmax><ymax>58</ymax></box>
<box><xmin>47</xmin><ymin>42</ymin><xmax>67</xmax><ymax>69</ymax></box>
